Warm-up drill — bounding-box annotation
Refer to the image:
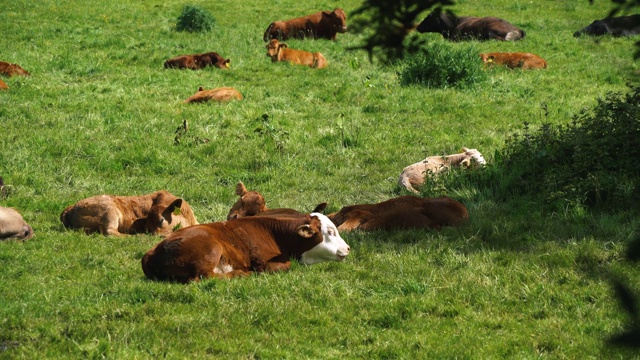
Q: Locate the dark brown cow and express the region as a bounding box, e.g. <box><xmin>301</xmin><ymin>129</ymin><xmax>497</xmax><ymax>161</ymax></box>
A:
<box><xmin>164</xmin><ymin>52</ymin><xmax>230</xmax><ymax>70</ymax></box>
<box><xmin>327</xmin><ymin>196</ymin><xmax>468</xmax><ymax>232</ymax></box>
<box><xmin>141</xmin><ymin>213</ymin><xmax>350</xmax><ymax>283</ymax></box>
<box><xmin>574</xmin><ymin>14</ymin><xmax>640</xmax><ymax>37</ymax></box>
<box><xmin>183</xmin><ymin>86</ymin><xmax>243</xmax><ymax>103</ymax></box>
<box><xmin>416</xmin><ymin>9</ymin><xmax>525</xmax><ymax>41</ymax></box>
<box><xmin>263</xmin><ymin>8</ymin><xmax>347</xmax><ymax>41</ymax></box>
<box><xmin>0</xmin><ymin>61</ymin><xmax>30</xmax><ymax>77</ymax></box>
<box><xmin>0</xmin><ymin>207</ymin><xmax>34</xmax><ymax>241</ymax></box>
<box><xmin>265</xmin><ymin>39</ymin><xmax>328</xmax><ymax>69</ymax></box>
<box><xmin>60</xmin><ymin>190</ymin><xmax>198</xmax><ymax>236</ymax></box>
<box><xmin>226</xmin><ymin>181</ymin><xmax>326</xmax><ymax>220</ymax></box>
<box><xmin>480</xmin><ymin>52</ymin><xmax>547</xmax><ymax>70</ymax></box>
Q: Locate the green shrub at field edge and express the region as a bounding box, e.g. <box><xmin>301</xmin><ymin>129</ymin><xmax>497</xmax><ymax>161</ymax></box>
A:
<box><xmin>176</xmin><ymin>5</ymin><xmax>216</xmax><ymax>33</ymax></box>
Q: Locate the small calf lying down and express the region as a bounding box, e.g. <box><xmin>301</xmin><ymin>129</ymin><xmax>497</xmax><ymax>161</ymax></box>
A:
<box><xmin>227</xmin><ymin>181</ymin><xmax>326</xmax><ymax>220</ymax></box>
<box><xmin>398</xmin><ymin>147</ymin><xmax>486</xmax><ymax>194</ymax></box>
<box><xmin>60</xmin><ymin>190</ymin><xmax>198</xmax><ymax>236</ymax></box>
<box><xmin>263</xmin><ymin>8</ymin><xmax>347</xmax><ymax>41</ymax></box>
<box><xmin>183</xmin><ymin>86</ymin><xmax>243</xmax><ymax>103</ymax></box>
<box><xmin>0</xmin><ymin>61</ymin><xmax>30</xmax><ymax>77</ymax></box>
<box><xmin>574</xmin><ymin>14</ymin><xmax>640</xmax><ymax>37</ymax></box>
<box><xmin>266</xmin><ymin>39</ymin><xmax>327</xmax><ymax>69</ymax></box>
<box><xmin>141</xmin><ymin>213</ymin><xmax>350</xmax><ymax>283</ymax></box>
<box><xmin>164</xmin><ymin>52</ymin><xmax>230</xmax><ymax>70</ymax></box>
<box><xmin>0</xmin><ymin>207</ymin><xmax>34</xmax><ymax>241</ymax></box>
<box><xmin>0</xmin><ymin>79</ymin><xmax>7</xmax><ymax>90</ymax></box>
<box><xmin>327</xmin><ymin>196</ymin><xmax>468</xmax><ymax>232</ymax></box>
<box><xmin>480</xmin><ymin>52</ymin><xmax>547</xmax><ymax>70</ymax></box>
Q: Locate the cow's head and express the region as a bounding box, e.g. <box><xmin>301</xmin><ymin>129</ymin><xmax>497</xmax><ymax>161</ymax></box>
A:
<box><xmin>201</xmin><ymin>52</ymin><xmax>231</xmax><ymax>69</ymax></box>
<box><xmin>326</xmin><ymin>8</ymin><xmax>348</xmax><ymax>33</ymax></box>
<box><xmin>266</xmin><ymin>39</ymin><xmax>287</xmax><ymax>59</ymax></box>
<box><xmin>416</xmin><ymin>9</ymin><xmax>457</xmax><ymax>34</ymax></box>
<box><xmin>227</xmin><ymin>182</ymin><xmax>267</xmax><ymax>220</ymax></box>
<box><xmin>298</xmin><ymin>213</ymin><xmax>350</xmax><ymax>265</ymax></box>
<box><xmin>133</xmin><ymin>199</ymin><xmax>190</xmax><ymax>236</ymax></box>
<box><xmin>574</xmin><ymin>21</ymin><xmax>610</xmax><ymax>37</ymax></box>
<box><xmin>460</xmin><ymin>147</ymin><xmax>487</xmax><ymax>168</ymax></box>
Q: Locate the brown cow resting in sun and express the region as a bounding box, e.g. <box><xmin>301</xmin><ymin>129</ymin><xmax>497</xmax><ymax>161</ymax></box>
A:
<box><xmin>416</xmin><ymin>9</ymin><xmax>525</xmax><ymax>41</ymax></box>
<box><xmin>265</xmin><ymin>39</ymin><xmax>327</xmax><ymax>69</ymax></box>
<box><xmin>141</xmin><ymin>213</ymin><xmax>350</xmax><ymax>283</ymax></box>
<box><xmin>0</xmin><ymin>207</ymin><xmax>34</xmax><ymax>241</ymax></box>
<box><xmin>327</xmin><ymin>196</ymin><xmax>469</xmax><ymax>232</ymax></box>
<box><xmin>164</xmin><ymin>52</ymin><xmax>230</xmax><ymax>70</ymax></box>
<box><xmin>0</xmin><ymin>61</ymin><xmax>30</xmax><ymax>77</ymax></box>
<box><xmin>183</xmin><ymin>86</ymin><xmax>243</xmax><ymax>103</ymax></box>
<box><xmin>60</xmin><ymin>190</ymin><xmax>198</xmax><ymax>236</ymax></box>
<box><xmin>480</xmin><ymin>52</ymin><xmax>547</xmax><ymax>70</ymax></box>
<box><xmin>227</xmin><ymin>181</ymin><xmax>326</xmax><ymax>220</ymax></box>
<box><xmin>263</xmin><ymin>8</ymin><xmax>347</xmax><ymax>41</ymax></box>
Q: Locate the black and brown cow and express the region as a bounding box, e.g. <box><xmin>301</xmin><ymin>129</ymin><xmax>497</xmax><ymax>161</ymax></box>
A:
<box><xmin>164</xmin><ymin>52</ymin><xmax>230</xmax><ymax>70</ymax></box>
<box><xmin>416</xmin><ymin>9</ymin><xmax>525</xmax><ymax>41</ymax></box>
<box><xmin>574</xmin><ymin>14</ymin><xmax>640</xmax><ymax>37</ymax></box>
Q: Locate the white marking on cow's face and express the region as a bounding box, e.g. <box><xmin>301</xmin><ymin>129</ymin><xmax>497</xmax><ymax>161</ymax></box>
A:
<box><xmin>300</xmin><ymin>213</ymin><xmax>350</xmax><ymax>265</ymax></box>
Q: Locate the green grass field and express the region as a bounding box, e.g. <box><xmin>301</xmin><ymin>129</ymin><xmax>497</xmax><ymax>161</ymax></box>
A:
<box><xmin>2</xmin><ymin>0</ymin><xmax>640</xmax><ymax>358</ymax></box>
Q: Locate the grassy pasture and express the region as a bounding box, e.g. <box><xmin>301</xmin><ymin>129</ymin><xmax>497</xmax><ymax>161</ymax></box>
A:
<box><xmin>1</xmin><ymin>0</ymin><xmax>640</xmax><ymax>358</ymax></box>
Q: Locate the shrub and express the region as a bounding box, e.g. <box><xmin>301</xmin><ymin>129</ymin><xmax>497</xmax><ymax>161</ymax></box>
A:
<box><xmin>399</xmin><ymin>42</ymin><xmax>486</xmax><ymax>89</ymax></box>
<box><xmin>176</xmin><ymin>5</ymin><xmax>215</xmax><ymax>33</ymax></box>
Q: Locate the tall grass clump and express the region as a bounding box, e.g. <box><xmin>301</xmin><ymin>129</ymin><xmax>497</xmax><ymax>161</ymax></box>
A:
<box><xmin>399</xmin><ymin>42</ymin><xmax>486</xmax><ymax>89</ymax></box>
<box><xmin>175</xmin><ymin>5</ymin><xmax>216</xmax><ymax>33</ymax></box>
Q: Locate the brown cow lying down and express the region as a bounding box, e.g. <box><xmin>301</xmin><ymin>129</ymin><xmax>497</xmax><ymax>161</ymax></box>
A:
<box><xmin>141</xmin><ymin>213</ymin><xmax>350</xmax><ymax>283</ymax></box>
<box><xmin>164</xmin><ymin>52</ymin><xmax>230</xmax><ymax>70</ymax></box>
<box><xmin>266</xmin><ymin>39</ymin><xmax>327</xmax><ymax>69</ymax></box>
<box><xmin>480</xmin><ymin>52</ymin><xmax>547</xmax><ymax>70</ymax></box>
<box><xmin>183</xmin><ymin>86</ymin><xmax>243</xmax><ymax>104</ymax></box>
<box><xmin>327</xmin><ymin>196</ymin><xmax>468</xmax><ymax>232</ymax></box>
<box><xmin>263</xmin><ymin>8</ymin><xmax>347</xmax><ymax>41</ymax></box>
<box><xmin>0</xmin><ymin>207</ymin><xmax>34</xmax><ymax>241</ymax></box>
<box><xmin>574</xmin><ymin>14</ymin><xmax>640</xmax><ymax>37</ymax></box>
<box><xmin>0</xmin><ymin>61</ymin><xmax>30</xmax><ymax>77</ymax></box>
<box><xmin>416</xmin><ymin>9</ymin><xmax>525</xmax><ymax>41</ymax></box>
<box><xmin>60</xmin><ymin>190</ymin><xmax>198</xmax><ymax>236</ymax></box>
<box><xmin>398</xmin><ymin>148</ymin><xmax>486</xmax><ymax>194</ymax></box>
<box><xmin>226</xmin><ymin>181</ymin><xmax>326</xmax><ymax>220</ymax></box>
<box><xmin>0</xmin><ymin>79</ymin><xmax>7</xmax><ymax>90</ymax></box>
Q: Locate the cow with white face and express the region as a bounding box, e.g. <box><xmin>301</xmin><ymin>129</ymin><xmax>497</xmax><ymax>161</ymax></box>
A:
<box><xmin>141</xmin><ymin>213</ymin><xmax>350</xmax><ymax>283</ymax></box>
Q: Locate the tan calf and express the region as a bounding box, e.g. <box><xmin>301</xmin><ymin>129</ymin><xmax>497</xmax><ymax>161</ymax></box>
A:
<box><xmin>266</xmin><ymin>39</ymin><xmax>327</xmax><ymax>69</ymax></box>
<box><xmin>480</xmin><ymin>52</ymin><xmax>547</xmax><ymax>69</ymax></box>
<box><xmin>183</xmin><ymin>86</ymin><xmax>243</xmax><ymax>103</ymax></box>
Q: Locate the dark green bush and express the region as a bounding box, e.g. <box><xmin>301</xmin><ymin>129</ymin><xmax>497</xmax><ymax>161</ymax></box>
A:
<box><xmin>399</xmin><ymin>42</ymin><xmax>486</xmax><ymax>89</ymax></box>
<box><xmin>176</xmin><ymin>5</ymin><xmax>215</xmax><ymax>33</ymax></box>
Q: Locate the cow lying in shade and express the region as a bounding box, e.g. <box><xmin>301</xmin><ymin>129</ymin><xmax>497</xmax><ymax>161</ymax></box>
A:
<box><xmin>0</xmin><ymin>207</ymin><xmax>34</xmax><ymax>241</ymax></box>
<box><xmin>263</xmin><ymin>8</ymin><xmax>347</xmax><ymax>41</ymax></box>
<box><xmin>266</xmin><ymin>39</ymin><xmax>327</xmax><ymax>69</ymax></box>
<box><xmin>164</xmin><ymin>52</ymin><xmax>230</xmax><ymax>70</ymax></box>
<box><xmin>141</xmin><ymin>213</ymin><xmax>350</xmax><ymax>283</ymax></box>
<box><xmin>398</xmin><ymin>148</ymin><xmax>486</xmax><ymax>194</ymax></box>
<box><xmin>480</xmin><ymin>52</ymin><xmax>547</xmax><ymax>70</ymax></box>
<box><xmin>183</xmin><ymin>86</ymin><xmax>243</xmax><ymax>103</ymax></box>
<box><xmin>416</xmin><ymin>9</ymin><xmax>525</xmax><ymax>41</ymax></box>
<box><xmin>0</xmin><ymin>61</ymin><xmax>30</xmax><ymax>77</ymax></box>
<box><xmin>327</xmin><ymin>196</ymin><xmax>468</xmax><ymax>232</ymax></box>
<box><xmin>60</xmin><ymin>190</ymin><xmax>198</xmax><ymax>236</ymax></box>
<box><xmin>227</xmin><ymin>181</ymin><xmax>326</xmax><ymax>220</ymax></box>
<box><xmin>574</xmin><ymin>14</ymin><xmax>640</xmax><ymax>37</ymax></box>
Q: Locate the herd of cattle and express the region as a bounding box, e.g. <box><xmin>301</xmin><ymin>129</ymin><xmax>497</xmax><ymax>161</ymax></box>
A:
<box><xmin>2</xmin><ymin>7</ymin><xmax>640</xmax><ymax>282</ymax></box>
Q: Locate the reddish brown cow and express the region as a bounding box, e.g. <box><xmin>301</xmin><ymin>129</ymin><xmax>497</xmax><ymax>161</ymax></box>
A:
<box><xmin>226</xmin><ymin>181</ymin><xmax>326</xmax><ymax>220</ymax></box>
<box><xmin>164</xmin><ymin>52</ymin><xmax>230</xmax><ymax>70</ymax></box>
<box><xmin>0</xmin><ymin>79</ymin><xmax>8</xmax><ymax>90</ymax></box>
<box><xmin>0</xmin><ymin>61</ymin><xmax>30</xmax><ymax>77</ymax></box>
<box><xmin>183</xmin><ymin>86</ymin><xmax>243</xmax><ymax>103</ymax></box>
<box><xmin>480</xmin><ymin>52</ymin><xmax>547</xmax><ymax>70</ymax></box>
<box><xmin>60</xmin><ymin>190</ymin><xmax>198</xmax><ymax>236</ymax></box>
<box><xmin>327</xmin><ymin>196</ymin><xmax>468</xmax><ymax>232</ymax></box>
<box><xmin>0</xmin><ymin>207</ymin><xmax>34</xmax><ymax>241</ymax></box>
<box><xmin>416</xmin><ymin>9</ymin><xmax>525</xmax><ymax>41</ymax></box>
<box><xmin>266</xmin><ymin>39</ymin><xmax>327</xmax><ymax>69</ymax></box>
<box><xmin>263</xmin><ymin>8</ymin><xmax>347</xmax><ymax>41</ymax></box>
<box><xmin>141</xmin><ymin>213</ymin><xmax>350</xmax><ymax>283</ymax></box>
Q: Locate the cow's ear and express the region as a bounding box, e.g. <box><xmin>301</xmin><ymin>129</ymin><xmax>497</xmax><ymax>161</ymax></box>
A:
<box><xmin>280</xmin><ymin>43</ymin><xmax>288</xmax><ymax>49</ymax></box>
<box><xmin>297</xmin><ymin>224</ymin><xmax>316</xmax><ymax>238</ymax></box>
<box><xmin>460</xmin><ymin>159</ymin><xmax>471</xmax><ymax>168</ymax></box>
<box><xmin>461</xmin><ymin>147</ymin><xmax>469</xmax><ymax>153</ymax></box>
<box><xmin>235</xmin><ymin>181</ymin><xmax>248</xmax><ymax>196</ymax></box>
<box><xmin>130</xmin><ymin>217</ymin><xmax>148</xmax><ymax>234</ymax></box>
<box><xmin>198</xmin><ymin>86</ymin><xmax>204</xmax><ymax>91</ymax></box>
<box><xmin>165</xmin><ymin>199</ymin><xmax>183</xmax><ymax>215</ymax></box>
<box><xmin>312</xmin><ymin>202</ymin><xmax>328</xmax><ymax>213</ymax></box>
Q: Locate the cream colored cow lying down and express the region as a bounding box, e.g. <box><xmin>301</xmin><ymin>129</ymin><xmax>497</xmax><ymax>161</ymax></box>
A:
<box><xmin>0</xmin><ymin>207</ymin><xmax>34</xmax><ymax>241</ymax></box>
<box><xmin>398</xmin><ymin>147</ymin><xmax>486</xmax><ymax>193</ymax></box>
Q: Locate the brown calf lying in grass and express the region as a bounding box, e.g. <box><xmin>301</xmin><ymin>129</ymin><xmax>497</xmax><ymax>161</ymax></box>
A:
<box><xmin>60</xmin><ymin>190</ymin><xmax>198</xmax><ymax>236</ymax></box>
<box><xmin>266</xmin><ymin>39</ymin><xmax>327</xmax><ymax>69</ymax></box>
<box><xmin>398</xmin><ymin>148</ymin><xmax>486</xmax><ymax>194</ymax></box>
<box><xmin>327</xmin><ymin>196</ymin><xmax>468</xmax><ymax>232</ymax></box>
<box><xmin>0</xmin><ymin>61</ymin><xmax>30</xmax><ymax>77</ymax></box>
<box><xmin>227</xmin><ymin>181</ymin><xmax>326</xmax><ymax>220</ymax></box>
<box><xmin>480</xmin><ymin>52</ymin><xmax>547</xmax><ymax>69</ymax></box>
<box><xmin>164</xmin><ymin>52</ymin><xmax>230</xmax><ymax>70</ymax></box>
<box><xmin>0</xmin><ymin>207</ymin><xmax>34</xmax><ymax>241</ymax></box>
<box><xmin>183</xmin><ymin>86</ymin><xmax>243</xmax><ymax>103</ymax></box>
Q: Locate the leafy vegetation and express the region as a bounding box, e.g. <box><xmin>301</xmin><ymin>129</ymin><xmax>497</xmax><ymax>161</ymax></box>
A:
<box><xmin>176</xmin><ymin>5</ymin><xmax>216</xmax><ymax>33</ymax></box>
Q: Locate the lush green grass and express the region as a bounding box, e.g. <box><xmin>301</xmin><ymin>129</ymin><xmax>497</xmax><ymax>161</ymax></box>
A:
<box><xmin>1</xmin><ymin>0</ymin><xmax>640</xmax><ymax>358</ymax></box>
